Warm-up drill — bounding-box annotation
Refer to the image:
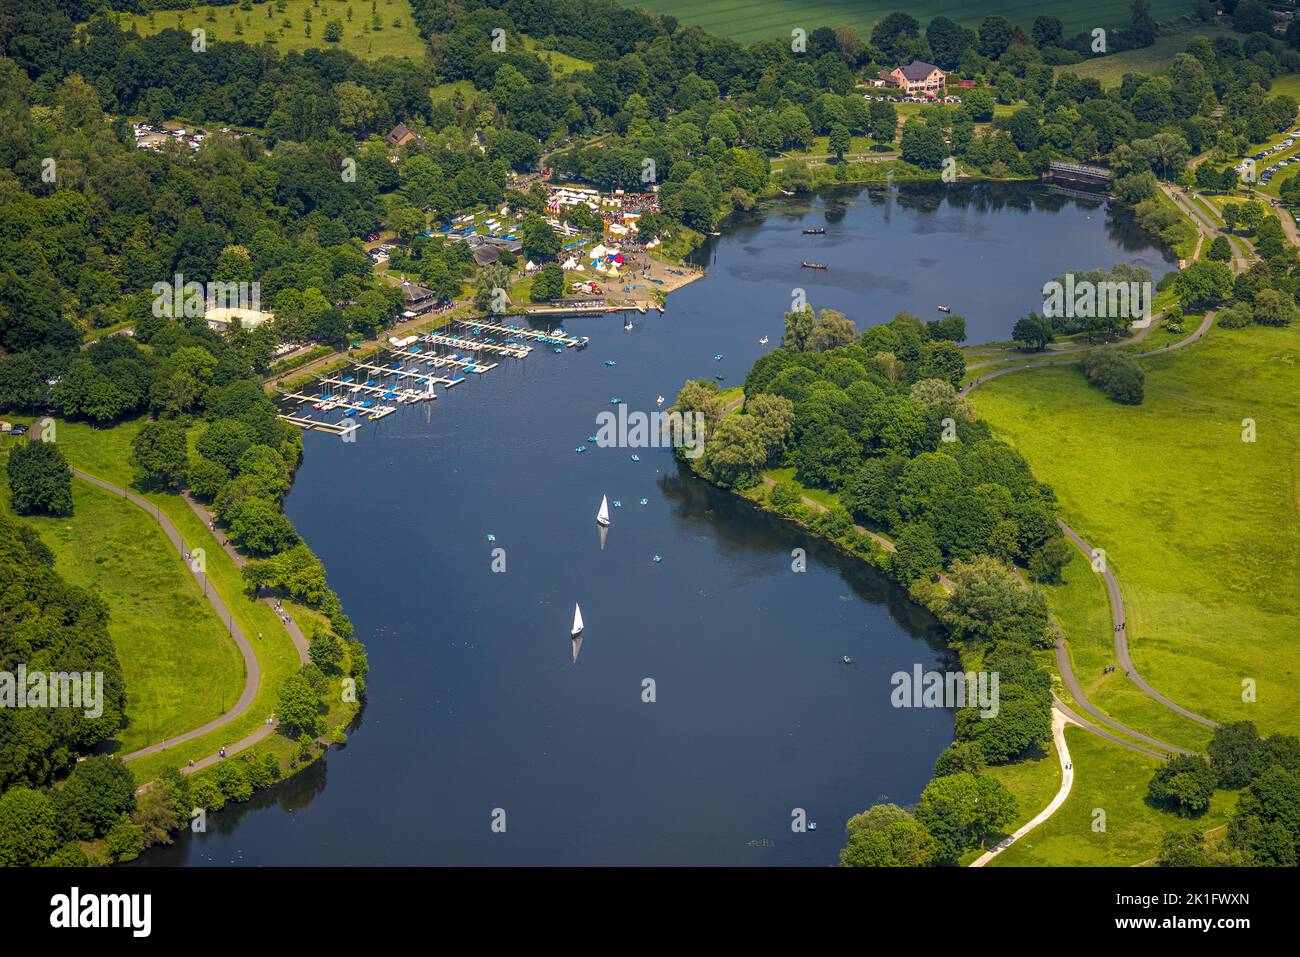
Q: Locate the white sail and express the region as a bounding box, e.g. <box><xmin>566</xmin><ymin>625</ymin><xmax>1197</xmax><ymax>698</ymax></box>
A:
<box><xmin>572</xmin><ymin>603</ymin><xmax>584</xmax><ymax>636</ymax></box>
<box><xmin>596</xmin><ymin>495</ymin><xmax>610</xmax><ymax>526</ymax></box>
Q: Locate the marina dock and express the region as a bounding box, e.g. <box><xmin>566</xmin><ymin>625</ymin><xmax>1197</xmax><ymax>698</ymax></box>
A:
<box><xmin>457</xmin><ymin>320</ymin><xmax>585</xmax><ymax>348</ymax></box>
<box><xmin>421</xmin><ymin>332</ymin><xmax>530</xmax><ymax>359</ymax></box>
<box><xmin>276</xmin><ymin>311</ymin><xmax>607</xmax><ymax>436</ymax></box>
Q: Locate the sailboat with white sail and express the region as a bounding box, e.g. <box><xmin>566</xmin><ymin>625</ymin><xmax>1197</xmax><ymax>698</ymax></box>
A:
<box><xmin>596</xmin><ymin>495</ymin><xmax>610</xmax><ymax>527</ymax></box>
<box><xmin>571</xmin><ymin>603</ymin><xmax>584</xmax><ymax>637</ymax></box>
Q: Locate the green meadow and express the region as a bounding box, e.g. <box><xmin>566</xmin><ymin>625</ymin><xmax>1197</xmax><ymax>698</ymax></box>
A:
<box><xmin>0</xmin><ymin>474</ymin><xmax>246</xmax><ymax>755</ymax></box>
<box><xmin>106</xmin><ymin>0</ymin><xmax>427</xmax><ymax>61</ymax></box>
<box><xmin>990</xmin><ymin>726</ymin><xmax>1237</xmax><ymax>865</ymax></box>
<box><xmin>46</xmin><ymin>418</ymin><xmax>306</xmax><ymax>784</ymax></box>
<box><xmin>1052</xmin><ymin>18</ymin><xmax>1227</xmax><ymax>88</ymax></box>
<box><xmin>971</xmin><ymin>322</ymin><xmax>1300</xmax><ymax>742</ymax></box>
<box><xmin>631</xmin><ymin>0</ymin><xmax>1194</xmax><ymax>46</ymax></box>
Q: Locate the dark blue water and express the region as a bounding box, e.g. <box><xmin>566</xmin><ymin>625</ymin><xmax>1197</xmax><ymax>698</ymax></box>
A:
<box><xmin>709</xmin><ymin>182</ymin><xmax>1176</xmax><ymax>344</ymax></box>
<box><xmin>138</xmin><ymin>183</ymin><xmax>1169</xmax><ymax>865</ymax></box>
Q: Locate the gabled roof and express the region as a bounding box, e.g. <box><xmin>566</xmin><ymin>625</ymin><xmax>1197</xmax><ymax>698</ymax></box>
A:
<box><xmin>899</xmin><ymin>60</ymin><xmax>942</xmax><ymax>81</ymax></box>
<box><xmin>399</xmin><ymin>280</ymin><xmax>435</xmax><ymax>302</ymax></box>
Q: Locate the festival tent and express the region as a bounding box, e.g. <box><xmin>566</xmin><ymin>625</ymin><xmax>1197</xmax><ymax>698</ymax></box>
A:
<box><xmin>646</xmin><ymin>238</ymin><xmax>661</xmax><ymax>249</ymax></box>
<box><xmin>561</xmin><ymin>256</ymin><xmax>579</xmax><ymax>270</ymax></box>
<box><xmin>613</xmin><ymin>253</ymin><xmax>625</xmax><ymax>264</ymax></box>
<box><xmin>589</xmin><ymin>243</ymin><xmax>608</xmax><ymax>260</ymax></box>
<box><xmin>606</xmin><ymin>264</ymin><xmax>621</xmax><ymax>278</ymax></box>
<box><xmin>525</xmin><ymin>260</ymin><xmax>538</xmax><ymax>272</ymax></box>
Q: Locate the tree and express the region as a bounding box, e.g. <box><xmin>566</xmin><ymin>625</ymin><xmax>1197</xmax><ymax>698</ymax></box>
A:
<box><xmin>840</xmin><ymin>804</ymin><xmax>937</xmax><ymax>867</ymax></box>
<box><xmin>1148</xmin><ymin>754</ymin><xmax>1217</xmax><ymax>816</ymax></box>
<box><xmin>1207</xmin><ymin>236</ymin><xmax>1232</xmax><ymax>261</ymax></box>
<box><xmin>324</xmin><ymin>19</ymin><xmax>343</xmax><ymax>42</ymax></box>
<box><xmin>1012</xmin><ymin>314</ymin><xmax>1053</xmax><ymax>351</ymax></box>
<box><xmin>1031</xmin><ymin>16</ymin><xmax>1063</xmax><ymax>48</ymax></box>
<box><xmin>1080</xmin><ymin>348</ymin><xmax>1145</xmax><ymax>405</ymax></box>
<box><xmin>130</xmin><ymin>420</ymin><xmax>188</xmax><ymax>490</ymax></box>
<box><xmin>893</xmin><ymin>522</ymin><xmax>943</xmax><ymax>581</ymax></box>
<box><xmin>103</xmin><ymin>815</ymin><xmax>145</xmax><ymax>862</ymax></box>
<box><xmin>225</xmin><ymin>496</ymin><xmax>298</xmax><ymax>556</ymax></box>
<box><xmin>1227</xmin><ymin>766</ymin><xmax>1300</xmax><ymax>864</ymax></box>
<box><xmin>869</xmin><ymin>99</ymin><xmax>898</xmax><ymax>145</ymax></box>
<box><xmin>1130</xmin><ymin>0</ymin><xmax>1158</xmax><ymax>47</ymax></box>
<box><xmin>521</xmin><ymin>216</ymin><xmax>561</xmax><ymax>262</ymax></box>
<box><xmin>977</xmin><ymin>16</ymin><xmax>1013</xmax><ymax>59</ymax></box>
<box><xmin>1028</xmin><ymin>535</ymin><xmax>1072</xmax><ymax>584</ymax></box>
<box><xmin>827</xmin><ymin>123</ymin><xmax>850</xmax><ymax>161</ymax></box>
<box><xmin>1113</xmin><ymin>171</ymin><xmax>1157</xmax><ymax>204</ymax></box>
<box><xmin>309</xmin><ymin>629</ymin><xmax>345</xmax><ymax>674</ymax></box>
<box><xmin>945</xmin><ymin>556</ymin><xmax>1051</xmax><ymax>648</ymax></box>
<box><xmin>1174</xmin><ymin>259</ymin><xmax>1233</xmax><ymax>308</ymax></box>
<box><xmin>0</xmin><ymin>788</ymin><xmax>60</xmax><ymax>867</ymax></box>
<box><xmin>900</xmin><ymin>121</ymin><xmax>946</xmax><ymax>170</ymax></box>
<box><xmin>277</xmin><ymin>672</ymin><xmax>322</xmax><ymax>737</ymax></box>
<box><xmin>807</xmin><ymin>308</ymin><xmax>857</xmax><ymax>351</ymax></box>
<box><xmin>916</xmin><ymin>772</ymin><xmax>1018</xmax><ymax>864</ymax></box>
<box><xmin>530</xmin><ymin>262</ymin><xmax>565</xmax><ymax>302</ymax></box>
<box><xmin>1208</xmin><ymin>722</ymin><xmax>1268</xmax><ymax>790</ymax></box>
<box><xmin>56</xmin><ymin>757</ymin><xmax>136</xmax><ymax>840</ymax></box>
<box><xmin>7</xmin><ymin>439</ymin><xmax>73</xmax><ymax>516</ymax></box>
<box><xmin>782</xmin><ymin>305</ymin><xmax>815</xmax><ymax>351</ymax></box>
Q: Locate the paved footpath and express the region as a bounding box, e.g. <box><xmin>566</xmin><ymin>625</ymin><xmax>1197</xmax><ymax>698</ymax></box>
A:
<box><xmin>180</xmin><ymin>491</ymin><xmax>310</xmax><ymax>663</ymax></box>
<box><xmin>970</xmin><ymin>706</ymin><xmax>1076</xmax><ymax>866</ymax></box>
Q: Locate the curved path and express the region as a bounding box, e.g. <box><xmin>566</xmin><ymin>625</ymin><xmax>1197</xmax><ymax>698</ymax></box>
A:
<box><xmin>1053</xmin><ymin>697</ymin><xmax>1168</xmax><ymax>760</ymax></box>
<box><xmin>959</xmin><ymin>307</ymin><xmax>1217</xmax><ymax>397</ymax></box>
<box><xmin>69</xmin><ymin>469</ymin><xmax>261</xmax><ymax>762</ymax></box>
<box><xmin>1058</xmin><ymin>520</ymin><xmax>1218</xmax><ymax>729</ymax></box>
<box><xmin>970</xmin><ymin>706</ymin><xmax>1075</xmax><ymax>866</ymax></box>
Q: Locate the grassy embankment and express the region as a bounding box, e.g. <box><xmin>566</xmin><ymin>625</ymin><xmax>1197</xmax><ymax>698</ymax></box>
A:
<box><xmin>0</xmin><ymin>454</ymin><xmax>244</xmax><ymax>755</ymax></box>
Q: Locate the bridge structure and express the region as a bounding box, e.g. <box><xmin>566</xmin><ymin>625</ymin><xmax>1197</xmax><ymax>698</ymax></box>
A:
<box><xmin>1045</xmin><ymin>160</ymin><xmax>1114</xmax><ymax>186</ymax></box>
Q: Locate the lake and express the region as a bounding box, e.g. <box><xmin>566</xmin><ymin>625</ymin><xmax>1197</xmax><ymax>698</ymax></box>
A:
<box><xmin>137</xmin><ymin>182</ymin><xmax>1169</xmax><ymax>865</ymax></box>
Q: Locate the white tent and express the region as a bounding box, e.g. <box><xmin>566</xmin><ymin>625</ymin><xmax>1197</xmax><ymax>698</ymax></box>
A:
<box><xmin>589</xmin><ymin>243</ymin><xmax>608</xmax><ymax>260</ymax></box>
<box><xmin>525</xmin><ymin>260</ymin><xmax>538</xmax><ymax>272</ymax></box>
<box><xmin>561</xmin><ymin>256</ymin><xmax>578</xmax><ymax>270</ymax></box>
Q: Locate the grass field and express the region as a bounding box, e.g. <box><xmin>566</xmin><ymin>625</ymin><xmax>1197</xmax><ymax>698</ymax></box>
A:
<box><xmin>46</xmin><ymin>418</ymin><xmax>306</xmax><ymax>784</ymax></box>
<box><xmin>990</xmin><ymin>726</ymin><xmax>1237</xmax><ymax>865</ymax></box>
<box><xmin>0</xmin><ymin>476</ymin><xmax>246</xmax><ymax>755</ymax></box>
<box><xmin>1052</xmin><ymin>18</ymin><xmax>1225</xmax><ymax>88</ymax></box>
<box><xmin>520</xmin><ymin>35</ymin><xmax>593</xmax><ymax>74</ymax></box>
<box><xmin>971</xmin><ymin>322</ymin><xmax>1300</xmax><ymax>741</ymax></box>
<box><xmin>632</xmin><ymin>1</ymin><xmax>1194</xmax><ymax>45</ymax></box>
<box><xmin>107</xmin><ymin>0</ymin><xmax>427</xmax><ymax>61</ymax></box>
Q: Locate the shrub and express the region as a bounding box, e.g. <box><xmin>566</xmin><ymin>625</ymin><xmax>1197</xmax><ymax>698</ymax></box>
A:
<box><xmin>1080</xmin><ymin>348</ymin><xmax>1144</xmax><ymax>404</ymax></box>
